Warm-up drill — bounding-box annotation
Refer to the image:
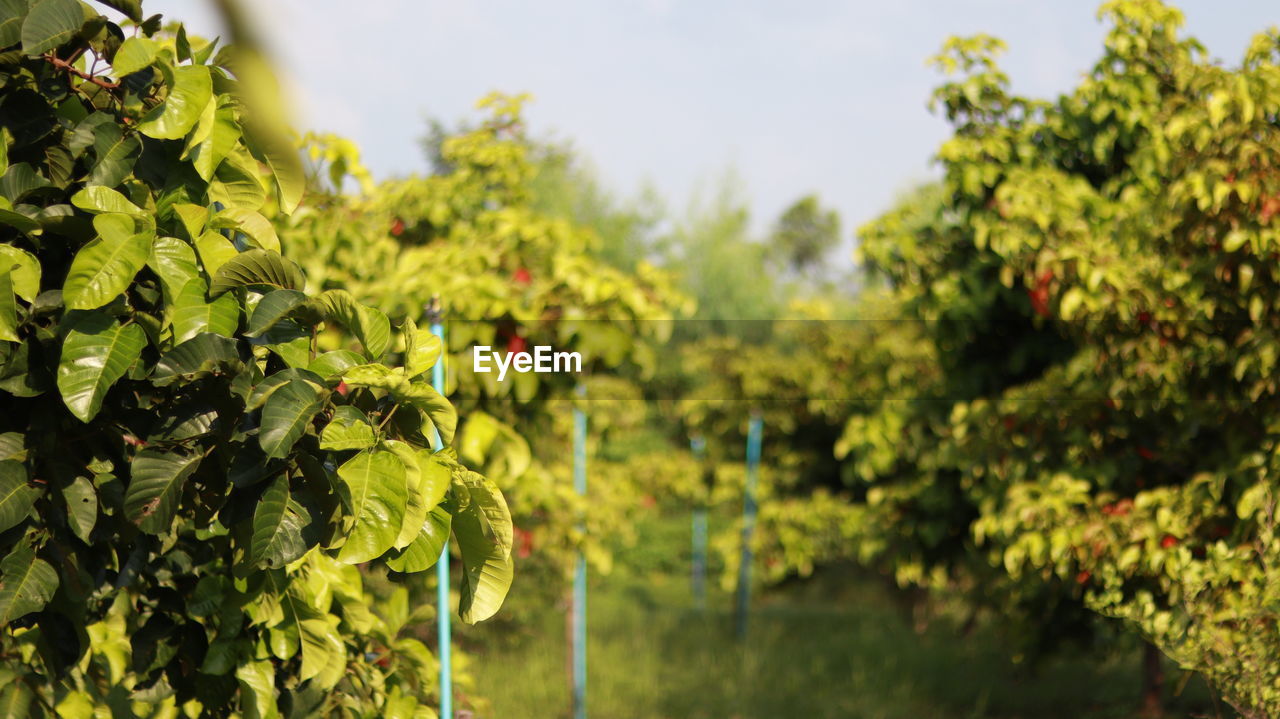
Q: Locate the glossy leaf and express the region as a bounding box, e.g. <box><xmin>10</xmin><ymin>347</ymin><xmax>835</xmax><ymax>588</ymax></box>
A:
<box><xmin>0</xmin><ymin>245</ymin><xmax>40</xmax><ymax>302</ymax></box>
<box><xmin>62</xmin><ymin>219</ymin><xmax>152</xmax><ymax>310</ymax></box>
<box><xmin>124</xmin><ymin>449</ymin><xmax>201</xmax><ymax>534</ymax></box>
<box><xmin>334</xmin><ymin>448</ymin><xmax>407</xmax><ymax>565</ymax></box>
<box><xmin>137</xmin><ymin>65</ymin><xmax>213</xmax><ymax>140</ymax></box>
<box><xmin>20</xmin><ymin>0</ymin><xmax>81</xmax><ymax>55</ymax></box>
<box><xmin>245</xmin><ymin>289</ymin><xmax>306</xmax><ymax>338</ymax></box>
<box><xmin>258</xmin><ymin>379</ymin><xmax>323</xmax><ymax>459</ymax></box>
<box><xmin>171</xmin><ymin>277</ymin><xmax>239</xmax><ymax>343</ymax></box>
<box><xmin>61</xmin><ymin>475</ymin><xmax>97</xmax><ymax>543</ymax></box>
<box><xmin>319</xmin><ymin>405</ymin><xmax>377</xmax><ymax>451</ymax></box>
<box><xmin>0</xmin><ymin>543</ymin><xmax>58</xmax><ymax>624</ymax></box>
<box><xmin>210</xmin><ymin>249</ymin><xmax>306</xmax><ymax>296</ymax></box>
<box><xmin>56</xmin><ymin>314</ymin><xmax>145</xmax><ymax>422</ymax></box>
<box><xmin>317</xmin><ymin>289</ymin><xmax>389</xmax><ymax>359</ymax></box>
<box><xmin>453</xmin><ymin>470</ymin><xmax>514</xmax><ymax>623</ymax></box>
<box><xmin>249</xmin><ymin>476</ymin><xmax>309</xmax><ymax>568</ymax></box>
<box><xmin>110</xmin><ymin>36</ymin><xmax>156</xmax><ymax>76</ymax></box>
<box><xmin>0</xmin><ymin>460</ymin><xmax>37</xmax><ymax>534</ymax></box>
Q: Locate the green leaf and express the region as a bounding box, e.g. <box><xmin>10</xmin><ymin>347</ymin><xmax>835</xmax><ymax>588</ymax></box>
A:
<box><xmin>258</xmin><ymin>379</ymin><xmax>324</xmax><ymax>459</ymax></box>
<box><xmin>212</xmin><ymin>207</ymin><xmax>279</xmax><ymax>252</ymax></box>
<box><xmin>86</xmin><ymin>121</ymin><xmax>140</xmax><ymax>188</ymax></box>
<box><xmin>245</xmin><ymin>367</ymin><xmax>322</xmax><ymax>411</ymax></box>
<box><xmin>0</xmin><ymin>163</ymin><xmax>52</xmax><ymax>202</ymax></box>
<box><xmin>308</xmin><ymin>350</ymin><xmax>364</xmax><ymax>379</ymax></box>
<box><xmin>91</xmin><ymin>0</ymin><xmax>142</xmax><ymax>22</ymax></box>
<box><xmin>62</xmin><ymin>217</ymin><xmax>152</xmax><ymax>310</ymax></box>
<box><xmin>319</xmin><ymin>405</ymin><xmax>377</xmax><ymax>451</ymax></box>
<box><xmin>298</xmin><ymin>617</ymin><xmax>343</xmax><ymax>687</ymax></box>
<box><xmin>250</xmin><ymin>475</ymin><xmax>310</xmax><ymax>568</ymax></box>
<box><xmin>70</xmin><ymin>186</ymin><xmax>145</xmax><ymax>216</ymax></box>
<box><xmin>56</xmin><ymin>314</ymin><xmax>145</xmax><ymax>422</ymax></box>
<box><xmin>0</xmin><ymin>0</ymin><xmax>27</xmax><ymax>49</ymax></box>
<box><xmin>454</xmin><ymin>470</ymin><xmax>513</xmax><ymax>624</ymax></box>
<box><xmin>404</xmin><ymin>317</ymin><xmax>442</xmax><ymax>378</ymax></box>
<box><xmin>317</xmin><ymin>290</ymin><xmax>389</xmax><ymax>359</ymax></box>
<box><xmin>0</xmin><ymin>270</ymin><xmax>17</xmax><ymax>343</ymax></box>
<box><xmin>171</xmin><ymin>277</ymin><xmax>239</xmax><ymax>343</ymax></box>
<box><xmin>334</xmin><ymin>448</ymin><xmax>407</xmax><ymax>564</ymax></box>
<box><xmin>246</xmin><ymin>289</ymin><xmax>306</xmax><ymax>338</ymax></box>
<box><xmin>0</xmin><ymin>460</ymin><xmax>37</xmax><ymax>534</ymax></box>
<box><xmin>20</xmin><ymin>0</ymin><xmax>82</xmax><ymax>55</ymax></box>
<box><xmin>208</xmin><ymin>148</ymin><xmax>266</xmax><ymax>210</ymax></box>
<box><xmin>110</xmin><ymin>36</ymin><xmax>155</xmax><ymax>75</ymax></box>
<box><xmin>341</xmin><ymin>364</ymin><xmax>457</xmax><ymax>445</ymax></box>
<box><xmin>137</xmin><ymin>65</ymin><xmax>213</xmax><ymax>140</ymax></box>
<box><xmin>151</xmin><ymin>333</ymin><xmax>240</xmax><ymax>385</ymax></box>
<box><xmin>187</xmin><ymin>98</ymin><xmax>240</xmax><ymax>181</ymax></box>
<box><xmin>62</xmin><ymin>475</ymin><xmax>96</xmax><ymax>543</ymax></box>
<box><xmin>0</xmin><ymin>245</ymin><xmax>39</xmax><ymax>302</ymax></box>
<box><xmin>209</xmin><ymin>248</ymin><xmax>306</xmax><ymax>296</ymax></box>
<box><xmin>386</xmin><ymin>505</ymin><xmax>450</xmax><ymax>574</ymax></box>
<box><xmin>243</xmin><ymin>116</ymin><xmax>305</xmax><ymax>215</ymax></box>
<box><xmin>235</xmin><ymin>660</ymin><xmax>279</xmax><ymax>719</ymax></box>
<box><xmin>125</xmin><ymin>449</ymin><xmax>201</xmax><ymax>534</ymax></box>
<box><xmin>0</xmin><ymin>543</ymin><xmax>58</xmax><ymax>624</ymax></box>
<box><xmin>148</xmin><ymin>236</ymin><xmax>200</xmax><ymax>304</ymax></box>
<box><xmin>194</xmin><ymin>230</ymin><xmax>238</xmax><ymax>275</ymax></box>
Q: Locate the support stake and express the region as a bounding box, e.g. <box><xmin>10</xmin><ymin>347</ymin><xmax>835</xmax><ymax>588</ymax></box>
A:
<box><xmin>735</xmin><ymin>413</ymin><xmax>763</xmax><ymax>640</ymax></box>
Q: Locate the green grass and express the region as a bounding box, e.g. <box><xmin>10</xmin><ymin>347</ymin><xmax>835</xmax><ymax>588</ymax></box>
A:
<box><xmin>466</xmin><ymin>510</ymin><xmax>1223</xmax><ymax>719</ymax></box>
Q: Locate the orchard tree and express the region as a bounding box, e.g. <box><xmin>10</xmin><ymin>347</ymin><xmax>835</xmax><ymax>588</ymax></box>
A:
<box><xmin>0</xmin><ymin>3</ymin><xmax>511</xmax><ymax>716</ymax></box>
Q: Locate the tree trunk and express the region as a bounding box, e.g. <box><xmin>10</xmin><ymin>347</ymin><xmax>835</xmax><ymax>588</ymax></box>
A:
<box><xmin>1140</xmin><ymin>642</ymin><xmax>1165</xmax><ymax>718</ymax></box>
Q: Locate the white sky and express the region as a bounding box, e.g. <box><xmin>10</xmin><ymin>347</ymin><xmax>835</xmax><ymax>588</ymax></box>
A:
<box><xmin>154</xmin><ymin>1</ymin><xmax>1280</xmax><ymax>238</ymax></box>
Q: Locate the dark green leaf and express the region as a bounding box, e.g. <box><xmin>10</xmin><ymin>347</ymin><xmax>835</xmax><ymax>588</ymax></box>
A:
<box><xmin>258</xmin><ymin>379</ymin><xmax>323</xmax><ymax>459</ymax></box>
<box><xmin>249</xmin><ymin>475</ymin><xmax>309</xmax><ymax>568</ymax></box>
<box><xmin>0</xmin><ymin>460</ymin><xmax>38</xmax><ymax>533</ymax></box>
<box><xmin>125</xmin><ymin>449</ymin><xmax>200</xmax><ymax>534</ymax></box>
<box><xmin>151</xmin><ymin>333</ymin><xmax>239</xmax><ymax>385</ymax></box>
<box><xmin>245</xmin><ymin>289</ymin><xmax>305</xmax><ymax>338</ymax></box>
<box><xmin>209</xmin><ymin>249</ymin><xmax>305</xmax><ymax>296</ymax></box>
<box><xmin>20</xmin><ymin>0</ymin><xmax>83</xmax><ymax>55</ymax></box>
<box><xmin>56</xmin><ymin>313</ymin><xmax>145</xmax><ymax>422</ymax></box>
<box><xmin>0</xmin><ymin>543</ymin><xmax>58</xmax><ymax>624</ymax></box>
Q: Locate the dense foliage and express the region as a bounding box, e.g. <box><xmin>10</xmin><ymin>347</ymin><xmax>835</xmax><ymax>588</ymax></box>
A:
<box><xmin>724</xmin><ymin>2</ymin><xmax>1280</xmax><ymax>715</ymax></box>
<box><xmin>0</xmin><ymin>3</ymin><xmax>511</xmax><ymax>716</ymax></box>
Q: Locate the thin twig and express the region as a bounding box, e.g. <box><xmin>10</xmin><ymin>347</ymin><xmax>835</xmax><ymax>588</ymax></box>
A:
<box><xmin>43</xmin><ymin>53</ymin><xmax>119</xmax><ymax>89</ymax></box>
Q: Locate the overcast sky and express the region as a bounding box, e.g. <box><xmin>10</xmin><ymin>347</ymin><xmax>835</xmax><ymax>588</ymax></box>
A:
<box><xmin>154</xmin><ymin>1</ymin><xmax>1279</xmax><ymax>239</ymax></box>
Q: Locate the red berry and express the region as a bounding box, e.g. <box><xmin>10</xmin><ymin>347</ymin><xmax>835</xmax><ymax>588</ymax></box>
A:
<box><xmin>390</xmin><ymin>218</ymin><xmax>405</xmax><ymax>236</ymax></box>
<box><xmin>1076</xmin><ymin>570</ymin><xmax>1091</xmax><ymax>585</ymax></box>
<box><xmin>1160</xmin><ymin>535</ymin><xmax>1178</xmax><ymax>549</ymax></box>
<box><xmin>513</xmin><ymin>267</ymin><xmax>532</xmax><ymax>285</ymax></box>
<box><xmin>336</xmin><ymin>380</ymin><xmax>350</xmax><ymax>397</ymax></box>
<box><xmin>507</xmin><ymin>335</ymin><xmax>527</xmax><ymax>355</ymax></box>
<box><xmin>1137</xmin><ymin>446</ymin><xmax>1156</xmax><ymax>461</ymax></box>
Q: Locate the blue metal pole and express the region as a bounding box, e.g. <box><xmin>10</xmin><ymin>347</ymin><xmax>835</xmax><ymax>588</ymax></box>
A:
<box><xmin>429</xmin><ymin>315</ymin><xmax>452</xmax><ymax>719</ymax></box>
<box><xmin>572</xmin><ymin>385</ymin><xmax>588</xmax><ymax>719</ymax></box>
<box><xmin>690</xmin><ymin>436</ymin><xmax>707</xmax><ymax>609</ymax></box>
<box><xmin>735</xmin><ymin>413</ymin><xmax>763</xmax><ymax>640</ymax></box>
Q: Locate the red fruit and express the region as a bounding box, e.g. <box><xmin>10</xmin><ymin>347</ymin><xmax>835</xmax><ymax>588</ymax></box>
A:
<box><xmin>514</xmin><ymin>527</ymin><xmax>534</xmax><ymax>559</ymax></box>
<box><xmin>513</xmin><ymin>267</ymin><xmax>532</xmax><ymax>285</ymax></box>
<box><xmin>1261</xmin><ymin>196</ymin><xmax>1280</xmax><ymax>224</ymax></box>
<box><xmin>1076</xmin><ymin>570</ymin><xmax>1091</xmax><ymax>585</ymax></box>
<box><xmin>1160</xmin><ymin>535</ymin><xmax>1178</xmax><ymax>549</ymax></box>
<box><xmin>506</xmin><ymin>335</ymin><xmax>527</xmax><ymax>355</ymax></box>
<box><xmin>1028</xmin><ymin>286</ymin><xmax>1051</xmax><ymax>318</ymax></box>
<box><xmin>1138</xmin><ymin>311</ymin><xmax>1151</xmax><ymax>324</ymax></box>
<box><xmin>642</xmin><ymin>495</ymin><xmax>657</xmax><ymax>509</ymax></box>
<box><xmin>1137</xmin><ymin>446</ymin><xmax>1156</xmax><ymax>461</ymax></box>
<box><xmin>390</xmin><ymin>218</ymin><xmax>405</xmax><ymax>236</ymax></box>
<box><xmin>336</xmin><ymin>380</ymin><xmax>350</xmax><ymax>397</ymax></box>
<box><xmin>1002</xmin><ymin>416</ymin><xmax>1016</xmax><ymax>432</ymax></box>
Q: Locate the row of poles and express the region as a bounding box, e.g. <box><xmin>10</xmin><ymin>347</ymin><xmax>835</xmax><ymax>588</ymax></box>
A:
<box><xmin>427</xmin><ymin>313</ymin><xmax>763</xmax><ymax>718</ymax></box>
